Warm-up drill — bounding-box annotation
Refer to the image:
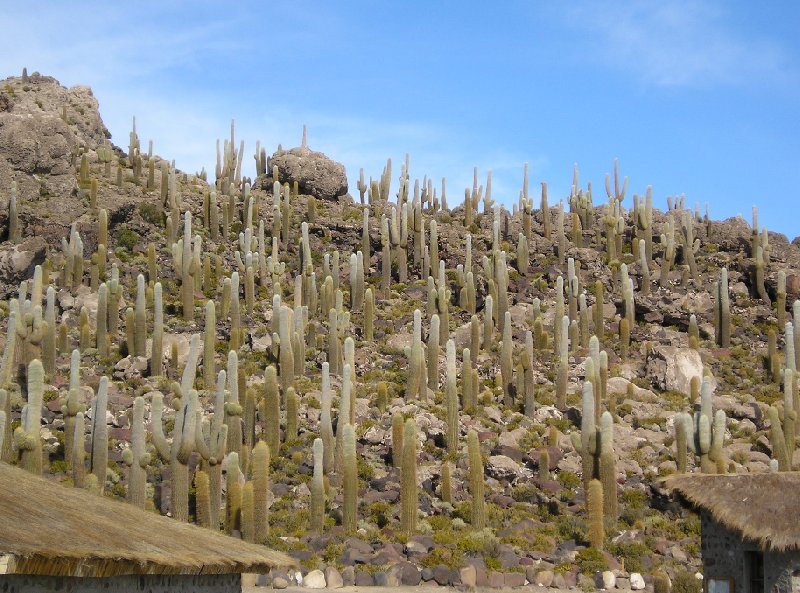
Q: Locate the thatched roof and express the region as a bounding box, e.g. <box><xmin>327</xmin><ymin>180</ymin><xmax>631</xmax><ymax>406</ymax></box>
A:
<box><xmin>0</xmin><ymin>462</ymin><xmax>294</xmax><ymax>577</ymax></box>
<box><xmin>667</xmin><ymin>472</ymin><xmax>800</xmax><ymax>552</ymax></box>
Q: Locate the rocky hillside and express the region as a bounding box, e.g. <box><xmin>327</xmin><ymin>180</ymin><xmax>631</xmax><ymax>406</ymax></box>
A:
<box><xmin>1</xmin><ymin>70</ymin><xmax>798</xmax><ymax>592</ymax></box>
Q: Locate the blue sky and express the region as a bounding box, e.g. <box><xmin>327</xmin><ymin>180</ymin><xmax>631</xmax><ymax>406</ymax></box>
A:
<box><xmin>2</xmin><ymin>1</ymin><xmax>799</xmax><ymax>237</ymax></box>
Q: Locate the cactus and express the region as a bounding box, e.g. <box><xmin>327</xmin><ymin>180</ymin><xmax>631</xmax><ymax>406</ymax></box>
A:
<box><xmin>15</xmin><ymin>359</ymin><xmax>44</xmax><ymax>475</ymax></box>
<box><xmin>224</xmin><ymin>350</ymin><xmax>243</xmax><ymax>462</ymax></box>
<box><xmin>599</xmin><ymin>411</ymin><xmax>617</xmax><ymax>523</ymax></box>
<box><xmin>134</xmin><ymin>274</ymin><xmax>147</xmax><ymax>357</ymax></box>
<box><xmin>195</xmin><ymin>369</ymin><xmax>228</xmax><ymax>529</ymax></box>
<box><xmin>556</xmin><ymin>316</ymin><xmax>569</xmax><ymax>409</ymax></box>
<box><xmin>285</xmin><ymin>387</ymin><xmax>298</xmax><ymax>442</ymax></box>
<box><xmin>320</xmin><ymin>362</ymin><xmax>335</xmax><ymax>473</ymax></box>
<box><xmin>225</xmin><ymin>452</ymin><xmax>242</xmax><ymax>534</ymax></box>
<box><xmin>8</xmin><ymin>181</ymin><xmax>20</xmax><ymax>242</ymax></box>
<box><xmin>587</xmin><ymin>478</ymin><xmax>605</xmax><ymax>550</ymax></box>
<box><xmin>195</xmin><ymin>470</ymin><xmax>212</xmax><ymax>528</ymax></box>
<box><xmin>229</xmin><ymin>271</ymin><xmax>241</xmax><ymax>350</ymax></box>
<box><xmin>777</xmin><ymin>271</ymin><xmax>787</xmax><ymax>328</ymax></box>
<box><xmin>391</xmin><ymin>411</ymin><xmax>405</xmax><ymax>469</ymax></box>
<box><xmin>427</xmin><ymin>314</ymin><xmax>440</xmax><ymax>393</ymax></box>
<box><xmin>364</xmin><ymin>287</ymin><xmax>375</xmax><ymax>341</ymax></box>
<box><xmin>538</xmin><ymin>448</ymin><xmax>551</xmax><ymax>482</ymax></box>
<box><xmin>0</xmin><ymin>390</ymin><xmax>10</xmax><ymax>463</ymax></box>
<box><xmin>406</xmin><ymin>309</ymin><xmax>424</xmax><ymax>399</ymax></box>
<box><xmin>680</xmin><ymin>210</ymin><xmax>699</xmax><ymax>280</ymax></box>
<box><xmin>0</xmin><ymin>410</ymin><xmax>5</xmax><ymax>459</ymax></box>
<box><xmin>310</xmin><ymin>437</ymin><xmax>325</xmax><ymax>533</ymax></box>
<box><xmin>262</xmin><ymin>365</ymin><xmax>280</xmax><ymax>456</ymax></box>
<box><xmin>342</xmin><ymin>423</ymin><xmax>358</xmax><ymax>532</ymax></box>
<box><xmin>501</xmin><ymin>311</ymin><xmax>513</xmax><ymax>406</ymax></box>
<box><xmin>72</xmin><ymin>411</ymin><xmax>86</xmax><ymax>488</ymax></box>
<box><xmin>675</xmin><ymin>412</ymin><xmax>689</xmax><ymax>473</ymax></box>
<box><xmin>400</xmin><ymin>418</ymin><xmax>418</xmax><ymax>536</ymax></box>
<box><xmin>483</xmin><ymin>294</ymin><xmax>494</xmax><ymax>350</ymax></box>
<box><xmin>467</xmin><ymin>429</ymin><xmax>485</xmax><ymax>530</ymax></box>
<box><xmin>638</xmin><ymin>239</ymin><xmax>650</xmax><ymax>296</ymax></box>
<box><xmin>768</xmin><ymin>406</ymin><xmax>790</xmax><ymax>471</ymax></box>
<box><xmin>754</xmin><ymin>245</ymin><xmax>770</xmax><ymax>305</ymax></box>
<box><xmin>123</xmin><ymin>396</ymin><xmax>151</xmax><ymax>508</ymax></box>
<box><xmin>716</xmin><ymin>268</ymin><xmax>731</xmax><ymax>347</ymax></box>
<box><xmin>252</xmin><ymin>440</ymin><xmax>270</xmax><ymax>544</ymax></box>
<box><xmin>152</xmin><ymin>383</ymin><xmax>198</xmax><ymax>522</ymax></box>
<box><xmin>445</xmin><ymin>339</ymin><xmax>459</xmax><ymax>453</ymax></box>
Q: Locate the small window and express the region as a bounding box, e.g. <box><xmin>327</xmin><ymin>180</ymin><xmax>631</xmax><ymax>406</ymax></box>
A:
<box><xmin>707</xmin><ymin>578</ymin><xmax>734</xmax><ymax>593</ymax></box>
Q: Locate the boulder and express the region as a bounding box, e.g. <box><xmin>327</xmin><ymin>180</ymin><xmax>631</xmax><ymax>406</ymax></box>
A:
<box><xmin>486</xmin><ymin>455</ymin><xmax>522</xmax><ymax>481</ymax></box>
<box><xmin>324</xmin><ymin>566</ymin><xmax>343</xmax><ymax>589</ymax></box>
<box><xmin>0</xmin><ymin>236</ymin><xmax>46</xmax><ymax>298</ymax></box>
<box><xmin>268</xmin><ymin>146</ymin><xmax>347</xmax><ymax>201</ymax></box>
<box><xmin>302</xmin><ymin>569</ymin><xmax>327</xmax><ymax>588</ymax></box>
<box><xmin>460</xmin><ymin>565</ymin><xmax>477</xmax><ymax>587</ymax></box>
<box><xmin>630</xmin><ymin>572</ymin><xmax>646</xmax><ymax>590</ymax></box>
<box><xmin>646</xmin><ymin>345</ymin><xmax>715</xmax><ymax>395</ymax></box>
<box><xmin>601</xmin><ymin>570</ymin><xmax>617</xmax><ymax>590</ymax></box>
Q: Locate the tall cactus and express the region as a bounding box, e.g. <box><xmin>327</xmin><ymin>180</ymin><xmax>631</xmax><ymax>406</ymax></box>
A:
<box><xmin>123</xmin><ymin>396</ymin><xmax>151</xmax><ymax>508</ymax></box>
<box><xmin>224</xmin><ymin>350</ymin><xmax>243</xmax><ymax>462</ymax></box>
<box><xmin>467</xmin><ymin>429</ymin><xmax>485</xmax><ymax>530</ymax></box>
<box><xmin>400</xmin><ymin>418</ymin><xmax>418</xmax><ymax>536</ymax></box>
<box><xmin>134</xmin><ymin>273</ymin><xmax>147</xmax><ymax>357</ymax></box>
<box><xmin>150</xmin><ymin>282</ymin><xmax>166</xmax><ymax>374</ymax></box>
<box><xmin>90</xmin><ymin>377</ymin><xmax>108</xmax><ymax>493</ymax></box>
<box><xmin>501</xmin><ymin>311</ymin><xmax>513</xmax><ymax>406</ymax></box>
<box><xmin>587</xmin><ymin>478</ymin><xmax>605</xmax><ymax>550</ymax></box>
<box><xmin>715</xmin><ymin>268</ymin><xmax>731</xmax><ymax>347</ymax></box>
<box><xmin>72</xmin><ymin>411</ymin><xmax>86</xmax><ymax>488</ymax></box>
<box><xmin>320</xmin><ymin>362</ymin><xmax>335</xmax><ymax>473</ymax></box>
<box><xmin>14</xmin><ymin>359</ymin><xmax>44</xmax><ymax>475</ymax></box>
<box><xmin>195</xmin><ymin>369</ymin><xmax>228</xmax><ymax>529</ymax></box>
<box><xmin>252</xmin><ymin>440</ymin><xmax>270</xmax><ymax>544</ymax></box>
<box><xmin>0</xmin><ymin>390</ymin><xmax>10</xmax><ymax>462</ymax></box>
<box><xmin>152</xmin><ymin>382</ymin><xmax>198</xmax><ymax>522</ymax></box>
<box><xmin>599</xmin><ymin>411</ymin><xmax>617</xmax><ymax>523</ymax></box>
<box><xmin>310</xmin><ymin>438</ymin><xmax>325</xmax><ymax>533</ymax></box>
<box><xmin>445</xmin><ymin>339</ymin><xmax>459</xmax><ymax>452</ymax></box>
<box><xmin>342</xmin><ymin>423</ymin><xmax>358</xmax><ymax>532</ymax></box>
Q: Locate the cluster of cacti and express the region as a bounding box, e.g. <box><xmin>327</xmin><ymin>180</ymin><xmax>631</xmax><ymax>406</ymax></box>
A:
<box><xmin>674</xmin><ymin>376</ymin><xmax>727</xmax><ymax>473</ymax></box>
<box><xmin>4</xmin><ymin>93</ymin><xmax>788</xmax><ymax>579</ymax></box>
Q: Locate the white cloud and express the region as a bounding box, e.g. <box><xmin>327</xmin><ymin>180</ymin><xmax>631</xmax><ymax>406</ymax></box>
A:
<box><xmin>563</xmin><ymin>1</ymin><xmax>790</xmax><ymax>87</ymax></box>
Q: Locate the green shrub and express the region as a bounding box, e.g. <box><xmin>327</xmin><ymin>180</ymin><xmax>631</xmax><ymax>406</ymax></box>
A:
<box><xmin>672</xmin><ymin>571</ymin><xmax>701</xmax><ymax>593</ymax></box>
<box><xmin>608</xmin><ymin>541</ymin><xmax>649</xmax><ymax>573</ymax></box>
<box><xmin>116</xmin><ymin>228</ymin><xmax>139</xmax><ymax>251</ymax></box>
<box><xmin>575</xmin><ymin>548</ymin><xmax>607</xmax><ymax>574</ymax></box>
<box><xmin>139</xmin><ymin>202</ymin><xmax>164</xmax><ymax>225</ymax></box>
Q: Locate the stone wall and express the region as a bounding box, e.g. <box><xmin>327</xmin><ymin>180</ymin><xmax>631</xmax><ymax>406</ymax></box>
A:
<box><xmin>701</xmin><ymin>512</ymin><xmax>800</xmax><ymax>593</ymax></box>
<box><xmin>0</xmin><ymin>573</ymin><xmax>241</xmax><ymax>593</ymax></box>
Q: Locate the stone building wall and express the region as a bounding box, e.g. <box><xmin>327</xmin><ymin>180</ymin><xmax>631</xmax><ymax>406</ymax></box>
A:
<box><xmin>701</xmin><ymin>512</ymin><xmax>800</xmax><ymax>593</ymax></box>
<box><xmin>0</xmin><ymin>573</ymin><xmax>241</xmax><ymax>593</ymax></box>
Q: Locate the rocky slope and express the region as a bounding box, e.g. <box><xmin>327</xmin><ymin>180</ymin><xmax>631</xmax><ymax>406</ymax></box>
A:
<box><xmin>1</xmin><ymin>70</ymin><xmax>798</xmax><ymax>592</ymax></box>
